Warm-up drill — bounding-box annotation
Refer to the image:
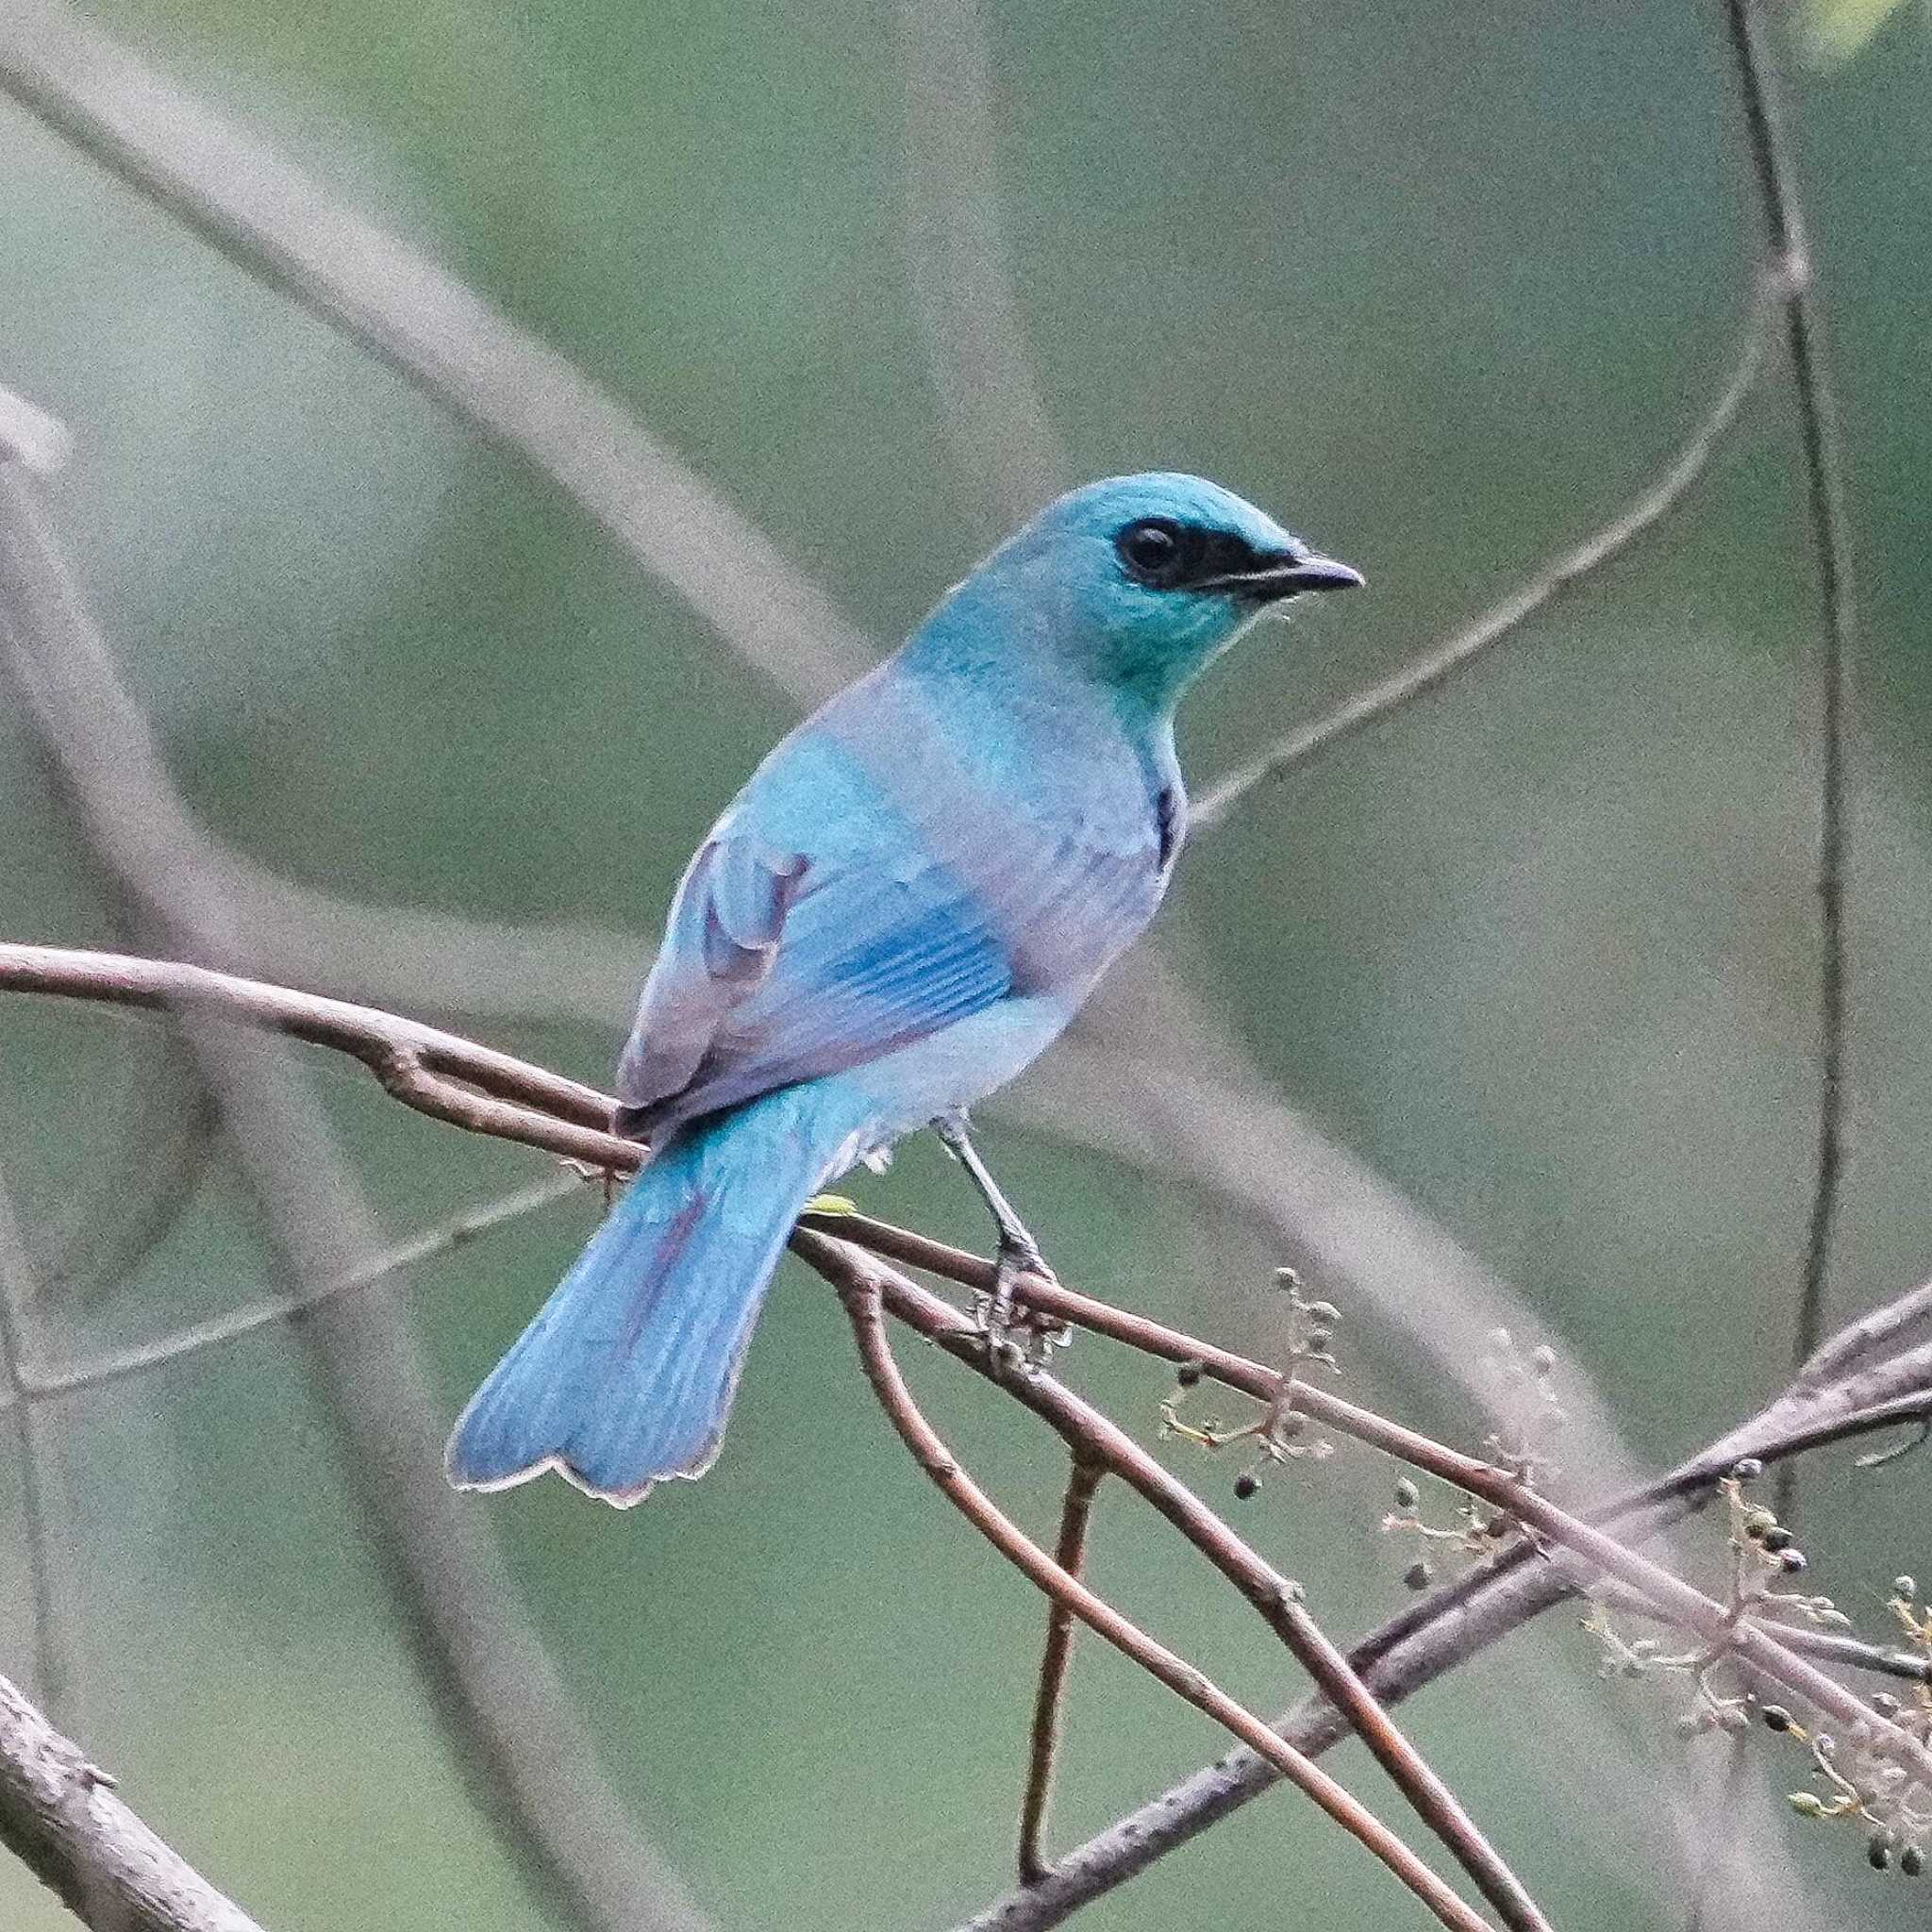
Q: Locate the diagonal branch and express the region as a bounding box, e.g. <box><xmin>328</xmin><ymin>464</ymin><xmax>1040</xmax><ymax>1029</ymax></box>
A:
<box><xmin>825</xmin><ymin>1250</ymin><xmax>1501</xmax><ymax>1932</ymax></box>
<box><xmin>0</xmin><ymin>1673</ymin><xmax>264</xmax><ymax>1932</ymax></box>
<box><xmin>1017</xmin><ymin>1454</ymin><xmax>1103</xmax><ymax>1885</ymax></box>
<box><xmin>0</xmin><ymin>453</ymin><xmax>713</xmax><ymax>1932</ymax></box>
<box><xmin>0</xmin><ymin>0</ymin><xmax>869</xmax><ymax>708</ymax></box>
<box><xmin>1190</xmin><ymin>286</ymin><xmax>1772</xmax><ymax>832</ymax></box>
<box><xmin>9</xmin><ymin>937</ymin><xmax>1932</xmax><ymax>1923</ymax></box>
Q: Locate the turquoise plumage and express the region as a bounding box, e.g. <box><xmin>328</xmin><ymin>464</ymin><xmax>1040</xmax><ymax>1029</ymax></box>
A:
<box><xmin>446</xmin><ymin>473</ymin><xmax>1359</xmax><ymax>1504</ymax></box>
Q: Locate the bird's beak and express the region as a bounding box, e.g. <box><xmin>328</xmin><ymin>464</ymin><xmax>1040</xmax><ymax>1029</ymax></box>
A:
<box><xmin>1232</xmin><ymin>551</ymin><xmax>1365</xmax><ymax>601</ymax></box>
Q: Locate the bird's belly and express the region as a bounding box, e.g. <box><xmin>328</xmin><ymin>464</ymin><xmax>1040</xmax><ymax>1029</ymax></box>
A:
<box><xmin>827</xmin><ymin>991</ymin><xmax>1077</xmax><ymax>1158</ymax></box>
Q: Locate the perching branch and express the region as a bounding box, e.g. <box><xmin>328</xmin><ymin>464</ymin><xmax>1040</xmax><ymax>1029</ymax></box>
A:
<box><xmin>0</xmin><ymin>1673</ymin><xmax>264</xmax><ymax>1932</ymax></box>
<box><xmin>801</xmin><ymin>1233</ymin><xmax>1553</xmax><ymax>1932</ymax></box>
<box><xmin>8</xmin><ymin>940</ymin><xmax>1929</xmax><ymax>1926</ymax></box>
<box><xmin>825</xmin><ymin>1256</ymin><xmax>1503</xmax><ymax>1932</ymax></box>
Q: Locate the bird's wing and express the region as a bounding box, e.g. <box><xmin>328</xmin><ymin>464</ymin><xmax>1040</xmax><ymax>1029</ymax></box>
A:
<box><xmin>613</xmin><ymin>825</ymin><xmax>1017</xmax><ymax>1136</ymax></box>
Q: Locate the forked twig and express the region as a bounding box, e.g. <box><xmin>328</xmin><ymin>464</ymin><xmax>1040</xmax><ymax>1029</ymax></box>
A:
<box><xmin>827</xmin><ymin>1254</ymin><xmax>1501</xmax><ymax>1932</ymax></box>
<box><xmin>8</xmin><ymin>940</ymin><xmax>1932</xmax><ymax>1928</ymax></box>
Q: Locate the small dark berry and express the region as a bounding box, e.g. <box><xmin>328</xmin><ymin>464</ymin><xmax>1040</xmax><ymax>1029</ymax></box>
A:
<box><xmin>1902</xmin><ymin>1845</ymin><xmax>1924</xmax><ymax>1877</ymax></box>
<box><xmin>1761</xmin><ymin>1705</ymin><xmax>1794</xmax><ymax>1733</ymax></box>
<box><xmin>1233</xmin><ymin>1472</ymin><xmax>1258</xmax><ymax>1501</ymax></box>
<box><xmin>1392</xmin><ymin>1477</ymin><xmax>1420</xmax><ymax>1511</ymax></box>
<box><xmin>1403</xmin><ymin>1559</ymin><xmax>1433</xmax><ymax>1591</ymax></box>
<box><xmin>1176</xmin><ymin>1359</ymin><xmax>1204</xmax><ymax>1389</ymax></box>
<box><xmin>1780</xmin><ymin>1549</ymin><xmax>1808</xmax><ymax>1574</ymax></box>
<box><xmin>1731</xmin><ymin>1457</ymin><xmax>1764</xmax><ymax>1481</ymax></box>
<box><xmin>1870</xmin><ymin>1838</ymin><xmax>1892</xmax><ymax>1872</ymax></box>
<box><xmin>1761</xmin><ymin>1525</ymin><xmax>1794</xmax><ymax>1554</ymax></box>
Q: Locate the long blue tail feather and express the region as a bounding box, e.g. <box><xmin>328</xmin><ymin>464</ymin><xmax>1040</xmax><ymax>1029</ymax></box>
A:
<box><xmin>445</xmin><ymin>1088</ymin><xmax>851</xmax><ymax>1506</ymax></box>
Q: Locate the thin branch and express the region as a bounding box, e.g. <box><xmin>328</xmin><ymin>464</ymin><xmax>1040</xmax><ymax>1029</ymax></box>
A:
<box><xmin>11</xmin><ymin>940</ymin><xmax>1932</xmax><ymax>1920</ymax></box>
<box><xmin>826</xmin><ymin>1256</ymin><xmax>1500</xmax><ymax>1932</ymax></box>
<box><xmin>804</xmin><ymin>1232</ymin><xmax>1552</xmax><ymax>1932</ymax></box>
<box><xmin>1720</xmin><ymin>0</ymin><xmax>1859</xmax><ymax>1526</ymax></box>
<box><xmin>0</xmin><ymin>1167</ymin><xmax>71</xmax><ymax>1724</ymax></box>
<box><xmin>1018</xmin><ymin>1455</ymin><xmax>1103</xmax><ymax>1886</ymax></box>
<box><xmin>1789</xmin><ymin>1275</ymin><xmax>1932</xmax><ymax>1397</ymax></box>
<box><xmin>1586</xmin><ymin>1578</ymin><xmax>1932</xmax><ymax>1686</ymax></box>
<box><xmin>3</xmin><ymin>1174</ymin><xmax>580</xmax><ymax>1408</ymax></box>
<box><xmin>1190</xmin><ymin>289</ymin><xmax>1772</xmax><ymax>831</ymax></box>
<box><xmin>0</xmin><ymin>0</ymin><xmax>869</xmax><ymax>708</ymax></box>
<box><xmin>0</xmin><ymin>1673</ymin><xmax>264</xmax><ymax>1932</ymax></box>
<box><xmin>818</xmin><ymin>1233</ymin><xmax>1932</xmax><ymax>1778</ymax></box>
<box><xmin>0</xmin><ymin>943</ymin><xmax>628</xmax><ymax>1169</ymax></box>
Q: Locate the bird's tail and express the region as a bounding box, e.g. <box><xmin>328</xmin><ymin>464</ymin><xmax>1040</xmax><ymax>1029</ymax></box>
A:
<box><xmin>445</xmin><ymin>1085</ymin><xmax>861</xmax><ymax>1506</ymax></box>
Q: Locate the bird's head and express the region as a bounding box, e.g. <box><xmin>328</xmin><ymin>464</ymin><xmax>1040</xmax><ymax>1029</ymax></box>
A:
<box><xmin>960</xmin><ymin>472</ymin><xmax>1361</xmax><ymax>716</ymax></box>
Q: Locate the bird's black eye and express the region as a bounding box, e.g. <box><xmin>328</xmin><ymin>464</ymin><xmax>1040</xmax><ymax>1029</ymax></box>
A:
<box><xmin>1116</xmin><ymin>517</ymin><xmax>1189</xmax><ymax>586</ymax></box>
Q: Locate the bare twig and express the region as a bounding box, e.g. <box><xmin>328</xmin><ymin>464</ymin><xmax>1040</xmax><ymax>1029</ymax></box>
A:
<box><xmin>1720</xmin><ymin>0</ymin><xmax>1858</xmax><ymax>1527</ymax></box>
<box><xmin>1017</xmin><ymin>1455</ymin><xmax>1103</xmax><ymax>1885</ymax></box>
<box><xmin>803</xmin><ymin>1232</ymin><xmax>1553</xmax><ymax>1932</ymax></box>
<box><xmin>8</xmin><ymin>938</ymin><xmax>1931</xmax><ymax>1925</ymax></box>
<box><xmin>826</xmin><ymin>1254</ymin><xmax>1500</xmax><ymax>1932</ymax></box>
<box><xmin>1190</xmin><ymin>291</ymin><xmax>1772</xmax><ymax>831</ymax></box>
<box><xmin>1587</xmin><ymin>1577</ymin><xmax>1932</xmax><ymax>1686</ymax></box>
<box><xmin>1789</xmin><ymin>1275</ymin><xmax>1932</xmax><ymax>1397</ymax></box>
<box><xmin>4</xmin><ymin>1174</ymin><xmax>580</xmax><ymax>1407</ymax></box>
<box><xmin>892</xmin><ymin>1257</ymin><xmax>1932</xmax><ymax>1788</ymax></box>
<box><xmin>0</xmin><ymin>1672</ymin><xmax>264</xmax><ymax>1932</ymax></box>
<box><xmin>0</xmin><ymin>943</ymin><xmax>628</xmax><ymax>1169</ymax></box>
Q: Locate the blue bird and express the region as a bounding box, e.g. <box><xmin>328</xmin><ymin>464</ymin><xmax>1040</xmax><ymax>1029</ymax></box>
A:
<box><xmin>445</xmin><ymin>474</ymin><xmax>1359</xmax><ymax>1505</ymax></box>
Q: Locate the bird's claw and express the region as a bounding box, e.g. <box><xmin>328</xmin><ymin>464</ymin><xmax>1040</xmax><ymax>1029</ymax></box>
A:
<box><xmin>974</xmin><ymin>1237</ymin><xmax>1071</xmax><ymax>1374</ymax></box>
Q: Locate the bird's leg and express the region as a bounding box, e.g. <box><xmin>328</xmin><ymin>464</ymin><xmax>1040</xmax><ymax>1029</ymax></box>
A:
<box><xmin>932</xmin><ymin>1113</ymin><xmax>1067</xmax><ymax>1366</ymax></box>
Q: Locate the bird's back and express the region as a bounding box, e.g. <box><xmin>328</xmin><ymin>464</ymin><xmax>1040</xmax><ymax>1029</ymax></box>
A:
<box><xmin>617</xmin><ymin>641</ymin><xmax>1177</xmax><ymax>1141</ymax></box>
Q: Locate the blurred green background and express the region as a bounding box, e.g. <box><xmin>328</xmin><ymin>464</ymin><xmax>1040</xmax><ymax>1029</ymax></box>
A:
<box><xmin>3</xmin><ymin>1</ymin><xmax>1931</xmax><ymax>1927</ymax></box>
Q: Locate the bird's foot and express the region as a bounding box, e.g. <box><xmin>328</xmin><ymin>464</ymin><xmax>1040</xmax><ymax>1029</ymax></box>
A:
<box><xmin>974</xmin><ymin>1234</ymin><xmax>1072</xmax><ymax>1374</ymax></box>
